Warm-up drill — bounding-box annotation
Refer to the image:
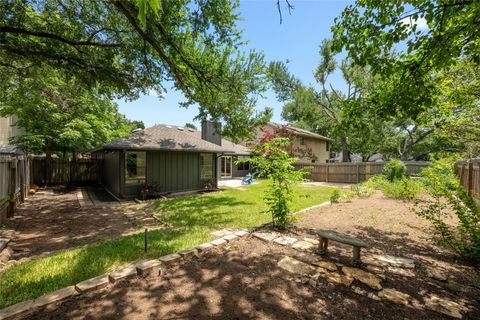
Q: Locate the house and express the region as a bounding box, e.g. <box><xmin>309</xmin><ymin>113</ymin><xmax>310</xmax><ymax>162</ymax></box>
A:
<box><xmin>0</xmin><ymin>115</ymin><xmax>24</xmax><ymax>155</ymax></box>
<box><xmin>248</xmin><ymin>123</ymin><xmax>333</xmax><ymax>165</ymax></box>
<box><xmin>92</xmin><ymin>122</ymin><xmax>244</xmax><ymax>199</ymax></box>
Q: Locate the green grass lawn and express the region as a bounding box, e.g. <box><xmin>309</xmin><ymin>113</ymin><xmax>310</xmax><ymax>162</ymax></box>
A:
<box><xmin>0</xmin><ymin>181</ymin><xmax>332</xmax><ymax>308</ymax></box>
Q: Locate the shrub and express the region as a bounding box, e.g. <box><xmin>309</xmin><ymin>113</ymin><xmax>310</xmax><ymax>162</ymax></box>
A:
<box><xmin>383</xmin><ymin>159</ymin><xmax>407</xmax><ymax>182</ymax></box>
<box><xmin>415</xmin><ymin>158</ymin><xmax>480</xmax><ymax>261</ymax></box>
<box><xmin>330</xmin><ymin>189</ymin><xmax>341</xmax><ymax>203</ymax></box>
<box><xmin>381</xmin><ymin>178</ymin><xmax>423</xmax><ymax>200</ymax></box>
<box><xmin>351</xmin><ymin>182</ymin><xmax>374</xmax><ymax>198</ymax></box>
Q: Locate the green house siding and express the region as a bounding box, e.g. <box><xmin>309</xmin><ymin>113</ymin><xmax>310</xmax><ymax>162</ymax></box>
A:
<box><xmin>146</xmin><ymin>151</ymin><xmax>202</xmax><ymax>194</ymax></box>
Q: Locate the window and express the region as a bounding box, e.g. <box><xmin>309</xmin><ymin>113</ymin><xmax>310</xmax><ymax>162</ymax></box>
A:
<box><xmin>326</xmin><ymin>141</ymin><xmax>330</xmax><ymax>151</ymax></box>
<box><xmin>300</xmin><ymin>137</ymin><xmax>305</xmax><ymax>145</ymax></box>
<box><xmin>200</xmin><ymin>153</ymin><xmax>213</xmax><ymax>179</ymax></box>
<box><xmin>237</xmin><ymin>156</ymin><xmax>250</xmax><ymax>171</ymax></box>
<box><xmin>311</xmin><ymin>160</ymin><xmax>316</xmax><ymax>164</ymax></box>
<box><xmin>125</xmin><ymin>151</ymin><xmax>146</xmax><ymax>185</ymax></box>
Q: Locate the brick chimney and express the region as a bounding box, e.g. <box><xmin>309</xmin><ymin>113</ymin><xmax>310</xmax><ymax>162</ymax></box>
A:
<box><xmin>201</xmin><ymin>120</ymin><xmax>221</xmax><ymax>146</ymax></box>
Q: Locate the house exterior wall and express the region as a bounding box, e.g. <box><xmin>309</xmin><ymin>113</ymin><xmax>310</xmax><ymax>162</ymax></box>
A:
<box><xmin>98</xmin><ymin>150</ymin><xmax>217</xmax><ymax>198</ymax></box>
<box><xmin>291</xmin><ymin>136</ymin><xmax>330</xmax><ymax>164</ymax></box>
<box><xmin>0</xmin><ymin>116</ymin><xmax>24</xmax><ymax>145</ymax></box>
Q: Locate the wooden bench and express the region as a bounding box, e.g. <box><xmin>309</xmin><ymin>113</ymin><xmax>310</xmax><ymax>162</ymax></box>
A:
<box><xmin>313</xmin><ymin>230</ymin><xmax>368</xmax><ymax>262</ymax></box>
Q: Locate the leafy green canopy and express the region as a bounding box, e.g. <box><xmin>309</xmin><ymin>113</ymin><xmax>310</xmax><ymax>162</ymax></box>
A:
<box><xmin>331</xmin><ymin>0</ymin><xmax>480</xmax><ymax>118</ymax></box>
<box><xmin>0</xmin><ymin>0</ymin><xmax>270</xmax><ymax>138</ymax></box>
<box><xmin>0</xmin><ymin>67</ymin><xmax>138</xmax><ymax>155</ymax></box>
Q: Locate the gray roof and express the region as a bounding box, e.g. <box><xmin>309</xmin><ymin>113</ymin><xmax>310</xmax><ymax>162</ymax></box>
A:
<box><xmin>95</xmin><ymin>124</ymin><xmax>238</xmax><ymax>153</ymax></box>
<box><xmin>191</xmin><ymin>131</ymin><xmax>251</xmax><ymax>156</ymax></box>
<box><xmin>269</xmin><ymin>123</ymin><xmax>333</xmax><ymax>141</ymax></box>
<box><xmin>0</xmin><ymin>144</ymin><xmax>24</xmax><ymax>155</ymax></box>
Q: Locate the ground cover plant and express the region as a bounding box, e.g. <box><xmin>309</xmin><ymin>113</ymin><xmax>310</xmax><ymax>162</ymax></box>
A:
<box><xmin>0</xmin><ymin>181</ymin><xmax>331</xmax><ymax>308</ymax></box>
<box><xmin>349</xmin><ymin>160</ymin><xmax>424</xmax><ymax>200</ymax></box>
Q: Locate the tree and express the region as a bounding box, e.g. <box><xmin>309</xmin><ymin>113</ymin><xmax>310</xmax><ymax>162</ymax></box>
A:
<box><xmin>331</xmin><ymin>0</ymin><xmax>480</xmax><ymax>119</ymax></box>
<box><xmin>184</xmin><ymin>123</ymin><xmax>197</xmax><ymax>130</ymax></box>
<box><xmin>246</xmin><ymin>135</ymin><xmax>305</xmax><ymax>229</ymax></box>
<box><xmin>269</xmin><ymin>40</ymin><xmax>378</xmax><ymax>162</ymax></box>
<box><xmin>0</xmin><ymin>0</ymin><xmax>270</xmax><ymax>138</ymax></box>
<box><xmin>0</xmin><ymin>67</ymin><xmax>137</xmax><ymax>183</ymax></box>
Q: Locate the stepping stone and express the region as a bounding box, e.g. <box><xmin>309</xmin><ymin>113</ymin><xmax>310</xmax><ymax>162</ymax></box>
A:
<box><xmin>75</xmin><ymin>275</ymin><xmax>110</xmax><ymax>293</ymax></box>
<box><xmin>424</xmin><ymin>294</ymin><xmax>469</xmax><ymax>319</ymax></box>
<box><xmin>273</xmin><ymin>236</ymin><xmax>298</xmax><ymax>246</ymax></box>
<box><xmin>319</xmin><ymin>271</ymin><xmax>353</xmax><ymax>286</ymax></box>
<box><xmin>159</xmin><ymin>253</ymin><xmax>181</xmax><ymax>265</ymax></box>
<box><xmin>316</xmin><ymin>261</ymin><xmax>337</xmax><ymax>272</ymax></box>
<box><xmin>292</xmin><ymin>240</ymin><xmax>314</xmax><ymax>251</ymax></box>
<box><xmin>0</xmin><ymin>238</ymin><xmax>10</xmax><ymax>252</ymax></box>
<box><xmin>342</xmin><ymin>266</ymin><xmax>382</xmax><ymax>290</ymax></box>
<box><xmin>136</xmin><ymin>259</ymin><xmax>162</xmax><ymax>276</ymax></box>
<box><xmin>210</xmin><ymin>238</ymin><xmax>227</xmax><ymax>246</ymax></box>
<box><xmin>387</xmin><ymin>266</ymin><xmax>415</xmax><ymax>277</ymax></box>
<box><xmin>109</xmin><ymin>266</ymin><xmax>138</xmax><ymax>283</ymax></box>
<box><xmin>252</xmin><ymin>231</ymin><xmax>281</xmax><ymax>242</ymax></box>
<box><xmin>222</xmin><ymin>234</ymin><xmax>238</xmax><ymax>242</ymax></box>
<box><xmin>195</xmin><ymin>243</ymin><xmax>214</xmax><ymax>252</ymax></box>
<box><xmin>0</xmin><ymin>299</ymin><xmax>34</xmax><ymax>320</ymax></box>
<box><xmin>211</xmin><ymin>228</ymin><xmax>241</xmax><ymax>237</ymax></box>
<box><xmin>234</xmin><ymin>230</ymin><xmax>249</xmax><ymax>237</ymax></box>
<box><xmin>303</xmin><ymin>237</ymin><xmax>319</xmax><ymax>245</ymax></box>
<box><xmin>379</xmin><ymin>288</ymin><xmax>411</xmax><ymax>306</ymax></box>
<box><xmin>32</xmin><ymin>286</ymin><xmax>79</xmax><ymax>308</ymax></box>
<box><xmin>374</xmin><ymin>255</ymin><xmax>415</xmax><ymax>269</ymax></box>
<box><xmin>425</xmin><ymin>268</ymin><xmax>448</xmax><ymax>282</ymax></box>
<box><xmin>277</xmin><ymin>256</ymin><xmax>315</xmax><ymax>275</ymax></box>
<box><xmin>178</xmin><ymin>248</ymin><xmax>198</xmax><ymax>258</ymax></box>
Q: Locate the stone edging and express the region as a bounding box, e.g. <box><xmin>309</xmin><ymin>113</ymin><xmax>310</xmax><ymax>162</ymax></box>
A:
<box><xmin>0</xmin><ymin>229</ymin><xmax>251</xmax><ymax>320</ymax></box>
<box><xmin>0</xmin><ymin>201</ymin><xmax>331</xmax><ymax>320</ymax></box>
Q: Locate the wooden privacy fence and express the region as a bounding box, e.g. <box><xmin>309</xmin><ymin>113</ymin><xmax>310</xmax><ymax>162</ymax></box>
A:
<box><xmin>294</xmin><ymin>161</ymin><xmax>429</xmax><ymax>184</ymax></box>
<box><xmin>0</xmin><ymin>155</ymin><xmax>30</xmax><ymax>224</ymax></box>
<box><xmin>30</xmin><ymin>157</ymin><xmax>100</xmax><ymax>186</ymax></box>
<box><xmin>456</xmin><ymin>158</ymin><xmax>480</xmax><ymax>200</ymax></box>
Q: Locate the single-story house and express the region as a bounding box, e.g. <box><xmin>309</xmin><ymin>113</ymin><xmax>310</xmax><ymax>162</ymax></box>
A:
<box><xmin>91</xmin><ymin>122</ymin><xmax>247</xmax><ymax>199</ymax></box>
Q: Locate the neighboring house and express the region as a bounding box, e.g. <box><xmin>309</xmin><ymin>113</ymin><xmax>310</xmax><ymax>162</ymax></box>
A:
<box><xmin>331</xmin><ymin>152</ymin><xmax>384</xmax><ymax>163</ymax></box>
<box><xmin>249</xmin><ymin>123</ymin><xmax>333</xmax><ymax>165</ymax></box>
<box><xmin>92</xmin><ymin>122</ymin><xmax>243</xmax><ymax>198</ymax></box>
<box><xmin>0</xmin><ymin>115</ymin><xmax>24</xmax><ymax>155</ymax></box>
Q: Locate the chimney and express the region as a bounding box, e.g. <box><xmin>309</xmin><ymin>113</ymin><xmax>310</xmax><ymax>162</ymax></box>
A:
<box><xmin>201</xmin><ymin>120</ymin><xmax>221</xmax><ymax>146</ymax></box>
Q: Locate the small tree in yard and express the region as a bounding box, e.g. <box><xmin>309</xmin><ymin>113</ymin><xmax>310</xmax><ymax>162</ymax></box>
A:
<box><xmin>248</xmin><ymin>135</ymin><xmax>305</xmax><ymax>229</ymax></box>
<box><xmin>416</xmin><ymin>158</ymin><xmax>480</xmax><ymax>261</ymax></box>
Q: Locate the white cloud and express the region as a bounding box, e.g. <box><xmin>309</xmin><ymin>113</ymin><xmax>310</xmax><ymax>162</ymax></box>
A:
<box><xmin>400</xmin><ymin>16</ymin><xmax>428</xmax><ymax>31</ymax></box>
<box><xmin>147</xmin><ymin>88</ymin><xmax>167</xmax><ymax>99</ymax></box>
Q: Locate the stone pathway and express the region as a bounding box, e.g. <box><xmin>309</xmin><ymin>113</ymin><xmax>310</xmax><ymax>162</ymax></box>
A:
<box><xmin>252</xmin><ymin>230</ymin><xmax>472</xmax><ymax>319</ymax></box>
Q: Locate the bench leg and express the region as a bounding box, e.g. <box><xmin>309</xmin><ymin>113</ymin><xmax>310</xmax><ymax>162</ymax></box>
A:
<box><xmin>318</xmin><ymin>237</ymin><xmax>328</xmax><ymax>254</ymax></box>
<box><xmin>353</xmin><ymin>246</ymin><xmax>361</xmax><ymax>262</ymax></box>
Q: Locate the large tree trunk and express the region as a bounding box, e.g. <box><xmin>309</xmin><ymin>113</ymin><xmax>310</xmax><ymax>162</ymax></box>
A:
<box><xmin>340</xmin><ymin>136</ymin><xmax>350</xmax><ymax>162</ymax></box>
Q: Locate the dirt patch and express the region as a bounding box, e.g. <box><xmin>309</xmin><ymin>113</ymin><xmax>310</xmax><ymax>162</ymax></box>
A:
<box><xmin>0</xmin><ymin>189</ymin><xmax>146</xmax><ymax>261</ymax></box>
<box><xmin>10</xmin><ymin>192</ymin><xmax>480</xmax><ymax>319</ymax></box>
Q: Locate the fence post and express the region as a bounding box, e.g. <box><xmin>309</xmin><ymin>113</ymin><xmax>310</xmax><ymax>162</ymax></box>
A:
<box><xmin>326</xmin><ymin>164</ymin><xmax>329</xmax><ymax>183</ymax></box>
<box><xmin>467</xmin><ymin>160</ymin><xmax>474</xmax><ymax>197</ymax></box>
<box><xmin>356</xmin><ymin>164</ymin><xmax>359</xmax><ymax>183</ymax></box>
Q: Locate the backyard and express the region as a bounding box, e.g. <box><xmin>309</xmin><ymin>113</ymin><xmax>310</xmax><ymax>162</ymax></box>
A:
<box><xmin>14</xmin><ymin>190</ymin><xmax>480</xmax><ymax>320</ymax></box>
<box><xmin>0</xmin><ymin>181</ymin><xmax>332</xmax><ymax>308</ymax></box>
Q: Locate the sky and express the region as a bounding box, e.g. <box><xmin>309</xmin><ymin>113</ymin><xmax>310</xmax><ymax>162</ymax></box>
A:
<box><xmin>116</xmin><ymin>0</ymin><xmax>354</xmax><ymax>129</ymax></box>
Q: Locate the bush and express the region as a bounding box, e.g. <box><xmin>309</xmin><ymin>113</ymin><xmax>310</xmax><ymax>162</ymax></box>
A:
<box><xmin>415</xmin><ymin>158</ymin><xmax>480</xmax><ymax>261</ymax></box>
<box><xmin>351</xmin><ymin>182</ymin><xmax>374</xmax><ymax>198</ymax></box>
<box><xmin>383</xmin><ymin>159</ymin><xmax>407</xmax><ymax>182</ymax></box>
<box><xmin>381</xmin><ymin>178</ymin><xmax>423</xmax><ymax>200</ymax></box>
<box><xmin>330</xmin><ymin>189</ymin><xmax>341</xmax><ymax>203</ymax></box>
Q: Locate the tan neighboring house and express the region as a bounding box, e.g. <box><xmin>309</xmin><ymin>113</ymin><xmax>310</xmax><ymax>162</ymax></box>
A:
<box><xmin>0</xmin><ymin>115</ymin><xmax>24</xmax><ymax>154</ymax></box>
<box><xmin>251</xmin><ymin>123</ymin><xmax>333</xmax><ymax>165</ymax></box>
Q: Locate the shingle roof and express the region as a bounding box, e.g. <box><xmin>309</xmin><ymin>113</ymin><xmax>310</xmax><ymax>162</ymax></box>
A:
<box><xmin>269</xmin><ymin>123</ymin><xmax>333</xmax><ymax>141</ymax></box>
<box><xmin>94</xmin><ymin>124</ymin><xmax>238</xmax><ymax>153</ymax></box>
<box><xmin>191</xmin><ymin>131</ymin><xmax>251</xmax><ymax>156</ymax></box>
<box><xmin>0</xmin><ymin>144</ymin><xmax>24</xmax><ymax>155</ymax></box>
